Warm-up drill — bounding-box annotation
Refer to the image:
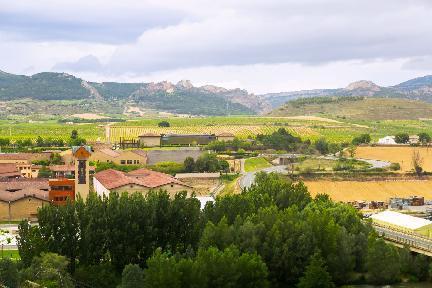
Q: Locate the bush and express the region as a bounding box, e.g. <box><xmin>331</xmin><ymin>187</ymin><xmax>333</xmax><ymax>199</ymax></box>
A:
<box><xmin>389</xmin><ymin>163</ymin><xmax>401</xmax><ymax>171</ymax></box>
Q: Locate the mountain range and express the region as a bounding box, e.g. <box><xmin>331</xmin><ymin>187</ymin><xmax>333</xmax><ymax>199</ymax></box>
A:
<box><xmin>0</xmin><ymin>70</ymin><xmax>268</xmax><ymax>117</ymax></box>
<box><xmin>2</xmin><ymin>69</ymin><xmax>432</xmax><ymax>117</ymax></box>
<box><xmin>260</xmin><ymin>76</ymin><xmax>432</xmax><ymax>109</ymax></box>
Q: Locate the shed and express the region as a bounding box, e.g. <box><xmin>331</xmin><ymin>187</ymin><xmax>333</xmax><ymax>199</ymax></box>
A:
<box><xmin>371</xmin><ymin>210</ymin><xmax>432</xmax><ymax>238</ymax></box>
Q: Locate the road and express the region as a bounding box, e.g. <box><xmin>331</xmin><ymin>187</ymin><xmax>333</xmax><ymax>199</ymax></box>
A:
<box><xmin>373</xmin><ymin>224</ymin><xmax>432</xmax><ymax>255</ymax></box>
<box><xmin>239</xmin><ymin>165</ymin><xmax>288</xmax><ymax>189</ymax></box>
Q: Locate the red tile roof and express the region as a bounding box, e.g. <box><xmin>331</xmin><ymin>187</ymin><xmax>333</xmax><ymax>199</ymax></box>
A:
<box><xmin>94</xmin><ymin>168</ymin><xmax>190</xmax><ymax>190</ymax></box>
<box><xmin>49</xmin><ymin>164</ymin><xmax>95</xmax><ymax>172</ymax></box>
<box><xmin>0</xmin><ymin>164</ymin><xmax>20</xmax><ymax>176</ymax></box>
<box><xmin>98</xmin><ymin>149</ymin><xmax>121</xmax><ymax>158</ymax></box>
<box><xmin>0</xmin><ymin>179</ymin><xmax>49</xmax><ymax>202</ymax></box>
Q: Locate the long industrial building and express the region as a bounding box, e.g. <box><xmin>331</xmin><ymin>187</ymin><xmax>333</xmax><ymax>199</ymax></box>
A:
<box><xmin>371</xmin><ymin>210</ymin><xmax>432</xmax><ymax>238</ymax></box>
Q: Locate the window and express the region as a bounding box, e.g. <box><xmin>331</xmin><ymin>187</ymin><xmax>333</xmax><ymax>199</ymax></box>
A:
<box><xmin>136</xmin><ymin>160</ymin><xmax>140</xmax><ymax>164</ymax></box>
<box><xmin>170</xmin><ymin>184</ymin><xmax>174</xmax><ymax>187</ymax></box>
<box><xmin>120</xmin><ymin>160</ymin><xmax>126</xmax><ymax>165</ymax></box>
<box><xmin>127</xmin><ymin>160</ymin><xmax>133</xmax><ymax>164</ymax></box>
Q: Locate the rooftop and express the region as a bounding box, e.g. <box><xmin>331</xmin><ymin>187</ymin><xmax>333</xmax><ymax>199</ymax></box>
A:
<box><xmin>0</xmin><ymin>164</ymin><xmax>20</xmax><ymax>176</ymax></box>
<box><xmin>371</xmin><ymin>210</ymin><xmax>432</xmax><ymax>230</ymax></box>
<box><xmin>94</xmin><ymin>168</ymin><xmax>190</xmax><ymax>190</ymax></box>
<box><xmin>0</xmin><ymin>179</ymin><xmax>49</xmax><ymax>202</ymax></box>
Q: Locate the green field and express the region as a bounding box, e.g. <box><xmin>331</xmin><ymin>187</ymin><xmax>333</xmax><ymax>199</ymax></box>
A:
<box><xmin>244</xmin><ymin>157</ymin><xmax>272</xmax><ymax>172</ymax></box>
<box><xmin>0</xmin><ymin>249</ymin><xmax>20</xmax><ymax>260</ymax></box>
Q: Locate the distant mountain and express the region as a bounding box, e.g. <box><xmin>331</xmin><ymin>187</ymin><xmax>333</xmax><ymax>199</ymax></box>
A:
<box><xmin>269</xmin><ymin>96</ymin><xmax>432</xmax><ymax>120</ymax></box>
<box><xmin>260</xmin><ymin>76</ymin><xmax>432</xmax><ymax>108</ymax></box>
<box><xmin>0</xmin><ymin>70</ymin><xmax>267</xmax><ymax>116</ymax></box>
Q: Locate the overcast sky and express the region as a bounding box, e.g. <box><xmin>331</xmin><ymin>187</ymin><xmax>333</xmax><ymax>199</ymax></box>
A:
<box><xmin>1</xmin><ymin>0</ymin><xmax>432</xmax><ymax>94</ymax></box>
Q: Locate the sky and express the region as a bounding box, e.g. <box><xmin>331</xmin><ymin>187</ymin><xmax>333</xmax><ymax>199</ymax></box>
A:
<box><xmin>1</xmin><ymin>0</ymin><xmax>432</xmax><ymax>94</ymax></box>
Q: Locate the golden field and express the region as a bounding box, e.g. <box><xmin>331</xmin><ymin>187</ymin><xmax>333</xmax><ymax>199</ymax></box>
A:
<box><xmin>356</xmin><ymin>146</ymin><xmax>432</xmax><ymax>172</ymax></box>
<box><xmin>304</xmin><ymin>180</ymin><xmax>432</xmax><ymax>202</ymax></box>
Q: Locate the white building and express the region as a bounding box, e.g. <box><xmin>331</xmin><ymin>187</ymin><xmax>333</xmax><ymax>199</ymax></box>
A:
<box><xmin>378</xmin><ymin>136</ymin><xmax>397</xmax><ymax>145</ymax></box>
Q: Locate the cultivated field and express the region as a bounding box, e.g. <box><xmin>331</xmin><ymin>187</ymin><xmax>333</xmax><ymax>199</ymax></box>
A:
<box><xmin>304</xmin><ymin>179</ymin><xmax>432</xmax><ymax>202</ymax></box>
<box><xmin>356</xmin><ymin>146</ymin><xmax>432</xmax><ymax>172</ymax></box>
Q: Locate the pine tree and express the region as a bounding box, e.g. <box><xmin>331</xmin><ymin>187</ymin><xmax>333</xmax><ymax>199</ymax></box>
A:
<box><xmin>297</xmin><ymin>251</ymin><xmax>335</xmax><ymax>288</ymax></box>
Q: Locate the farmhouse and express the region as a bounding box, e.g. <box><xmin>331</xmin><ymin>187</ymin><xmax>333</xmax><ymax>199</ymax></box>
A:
<box><xmin>138</xmin><ymin>133</ymin><xmax>162</xmax><ymax>147</ymax></box>
<box><xmin>0</xmin><ymin>179</ymin><xmax>50</xmax><ymax>221</ymax></box>
<box><xmin>378</xmin><ymin>136</ymin><xmax>397</xmax><ymax>145</ymax></box>
<box><xmin>93</xmin><ymin>168</ymin><xmax>193</xmax><ymax>198</ymax></box>
<box><xmin>90</xmin><ymin>148</ymin><xmax>148</xmax><ymax>165</ymax></box>
<box><xmin>216</xmin><ymin>132</ymin><xmax>235</xmax><ymax>142</ymax></box>
<box><xmin>0</xmin><ymin>153</ymin><xmax>48</xmax><ymax>178</ymax></box>
<box><xmin>371</xmin><ymin>210</ymin><xmax>432</xmax><ymax>238</ymax></box>
<box><xmin>161</xmin><ymin>134</ymin><xmax>217</xmax><ymax>146</ymax></box>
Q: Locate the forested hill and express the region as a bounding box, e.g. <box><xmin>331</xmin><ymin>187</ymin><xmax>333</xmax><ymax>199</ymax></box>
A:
<box><xmin>0</xmin><ymin>71</ymin><xmax>265</xmax><ymax>116</ymax></box>
<box><xmin>269</xmin><ymin>96</ymin><xmax>432</xmax><ymax>120</ymax></box>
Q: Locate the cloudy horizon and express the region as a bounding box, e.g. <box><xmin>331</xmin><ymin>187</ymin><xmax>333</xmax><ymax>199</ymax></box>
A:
<box><xmin>1</xmin><ymin>0</ymin><xmax>432</xmax><ymax>94</ymax></box>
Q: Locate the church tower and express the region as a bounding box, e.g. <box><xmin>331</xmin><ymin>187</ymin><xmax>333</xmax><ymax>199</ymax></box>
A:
<box><xmin>72</xmin><ymin>145</ymin><xmax>92</xmax><ymax>201</ymax></box>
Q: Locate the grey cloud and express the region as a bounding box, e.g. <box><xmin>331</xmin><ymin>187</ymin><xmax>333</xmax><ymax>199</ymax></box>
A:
<box><xmin>52</xmin><ymin>55</ymin><xmax>103</xmax><ymax>72</ymax></box>
<box><xmin>105</xmin><ymin>0</ymin><xmax>432</xmax><ymax>73</ymax></box>
<box><xmin>402</xmin><ymin>57</ymin><xmax>432</xmax><ymax>71</ymax></box>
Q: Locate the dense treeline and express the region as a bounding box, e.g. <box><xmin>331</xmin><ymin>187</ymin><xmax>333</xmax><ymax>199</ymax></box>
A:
<box><xmin>6</xmin><ymin>173</ymin><xmax>431</xmax><ymax>287</ymax></box>
<box><xmin>0</xmin><ymin>130</ymin><xmax>86</xmax><ymax>149</ymax></box>
<box><xmin>208</xmin><ymin>128</ymin><xmax>347</xmax><ymax>155</ymax></box>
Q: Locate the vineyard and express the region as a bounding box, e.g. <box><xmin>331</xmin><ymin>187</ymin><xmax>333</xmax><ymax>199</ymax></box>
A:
<box><xmin>3</xmin><ymin>117</ymin><xmax>432</xmax><ymax>144</ymax></box>
<box><xmin>108</xmin><ymin>125</ymin><xmax>319</xmax><ymax>142</ymax></box>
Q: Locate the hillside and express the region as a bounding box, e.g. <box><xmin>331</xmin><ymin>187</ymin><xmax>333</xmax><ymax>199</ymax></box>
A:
<box><xmin>0</xmin><ymin>71</ymin><xmax>260</xmax><ymax>116</ymax></box>
<box><xmin>269</xmin><ymin>96</ymin><xmax>432</xmax><ymax>120</ymax></box>
<box><xmin>260</xmin><ymin>75</ymin><xmax>432</xmax><ymax>108</ymax></box>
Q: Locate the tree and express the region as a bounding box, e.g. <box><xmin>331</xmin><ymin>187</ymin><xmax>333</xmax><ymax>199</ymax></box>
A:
<box><xmin>20</xmin><ymin>252</ymin><xmax>74</xmax><ymax>288</ymax></box>
<box><xmin>412</xmin><ymin>150</ymin><xmax>424</xmax><ymax>175</ymax></box>
<box><xmin>120</xmin><ymin>264</ymin><xmax>144</xmax><ymax>288</ymax></box>
<box><xmin>71</xmin><ymin>130</ymin><xmax>78</xmax><ymax>139</ymax></box>
<box><xmin>366</xmin><ymin>237</ymin><xmax>400</xmax><ymax>284</ymax></box>
<box><xmin>158</xmin><ymin>121</ymin><xmax>170</xmax><ymax>127</ymax></box>
<box><xmin>297</xmin><ymin>251</ymin><xmax>335</xmax><ymax>288</ymax></box>
<box><xmin>352</xmin><ymin>134</ymin><xmax>371</xmax><ymax>145</ymax></box>
<box><xmin>143</xmin><ymin>249</ymin><xmax>181</xmax><ymax>288</ymax></box>
<box><xmin>395</xmin><ymin>133</ymin><xmax>409</xmax><ymax>144</ymax></box>
<box><xmin>0</xmin><ymin>258</ymin><xmax>19</xmax><ymax>288</ymax></box>
<box><xmin>37</xmin><ymin>166</ymin><xmax>52</xmax><ymax>178</ymax></box>
<box><xmin>183</xmin><ymin>157</ymin><xmax>195</xmax><ymax>173</ymax></box>
<box><xmin>17</xmin><ymin>220</ymin><xmax>45</xmax><ymax>267</ymax></box>
<box><xmin>418</xmin><ymin>132</ymin><xmax>431</xmax><ymax>145</ymax></box>
<box><xmin>36</xmin><ymin>136</ymin><xmax>45</xmax><ymax>147</ymax></box>
<box><xmin>346</xmin><ymin>145</ymin><xmax>356</xmax><ymax>158</ymax></box>
<box><xmin>315</xmin><ymin>138</ymin><xmax>329</xmax><ymax>155</ymax></box>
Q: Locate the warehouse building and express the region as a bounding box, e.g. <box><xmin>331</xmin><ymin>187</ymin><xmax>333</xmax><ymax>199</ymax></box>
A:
<box><xmin>371</xmin><ymin>210</ymin><xmax>432</xmax><ymax>238</ymax></box>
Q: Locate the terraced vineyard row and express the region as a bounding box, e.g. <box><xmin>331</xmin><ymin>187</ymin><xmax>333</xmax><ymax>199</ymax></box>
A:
<box><xmin>108</xmin><ymin>125</ymin><xmax>319</xmax><ymax>142</ymax></box>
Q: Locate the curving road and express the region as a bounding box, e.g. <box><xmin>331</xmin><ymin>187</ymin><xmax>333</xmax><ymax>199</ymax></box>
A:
<box><xmin>239</xmin><ymin>165</ymin><xmax>288</xmax><ymax>189</ymax></box>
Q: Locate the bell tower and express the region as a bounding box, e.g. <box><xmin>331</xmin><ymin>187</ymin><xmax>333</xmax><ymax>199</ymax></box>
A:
<box><xmin>72</xmin><ymin>145</ymin><xmax>92</xmax><ymax>201</ymax></box>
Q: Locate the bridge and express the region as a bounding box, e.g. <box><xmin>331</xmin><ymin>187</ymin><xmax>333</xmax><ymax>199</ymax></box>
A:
<box><xmin>372</xmin><ymin>223</ymin><xmax>432</xmax><ymax>256</ymax></box>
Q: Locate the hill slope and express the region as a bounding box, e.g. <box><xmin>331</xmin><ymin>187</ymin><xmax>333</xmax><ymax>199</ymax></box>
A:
<box><xmin>0</xmin><ymin>71</ymin><xmax>263</xmax><ymax>116</ymax></box>
<box><xmin>269</xmin><ymin>96</ymin><xmax>432</xmax><ymax>120</ymax></box>
<box><xmin>260</xmin><ymin>76</ymin><xmax>432</xmax><ymax>108</ymax></box>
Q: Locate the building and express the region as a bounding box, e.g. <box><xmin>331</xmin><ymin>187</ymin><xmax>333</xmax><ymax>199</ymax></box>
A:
<box><xmin>409</xmin><ymin>135</ymin><xmax>420</xmax><ymax>144</ymax></box>
<box><xmin>161</xmin><ymin>134</ymin><xmax>217</xmax><ymax>146</ymax></box>
<box><xmin>49</xmin><ymin>164</ymin><xmax>95</xmax><ymax>178</ymax></box>
<box><xmin>48</xmin><ymin>179</ymin><xmax>75</xmax><ymax>205</ymax></box>
<box><xmin>90</xmin><ymin>149</ymin><xmax>148</xmax><ymax>165</ymax></box>
<box><xmin>138</xmin><ymin>133</ymin><xmax>161</xmax><ymax>147</ymax></box>
<box><xmin>72</xmin><ymin>146</ymin><xmax>92</xmax><ymax>201</ymax></box>
<box><xmin>0</xmin><ymin>179</ymin><xmax>50</xmax><ymax>221</ymax></box>
<box><xmin>371</xmin><ymin>210</ymin><xmax>432</xmax><ymax>238</ymax></box>
<box><xmin>377</xmin><ymin>136</ymin><xmax>397</xmax><ymax>145</ymax></box>
<box><xmin>93</xmin><ymin>168</ymin><xmax>193</xmax><ymax>198</ymax></box>
<box><xmin>0</xmin><ymin>153</ymin><xmax>50</xmax><ymax>178</ymax></box>
<box><xmin>390</xmin><ymin>196</ymin><xmax>425</xmax><ymax>209</ymax></box>
<box><xmin>0</xmin><ymin>164</ymin><xmax>21</xmax><ymax>179</ymax></box>
<box><xmin>216</xmin><ymin>132</ymin><xmax>235</xmax><ymax>142</ymax></box>
<box><xmin>146</xmin><ymin>148</ymin><xmax>203</xmax><ymax>165</ymax></box>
